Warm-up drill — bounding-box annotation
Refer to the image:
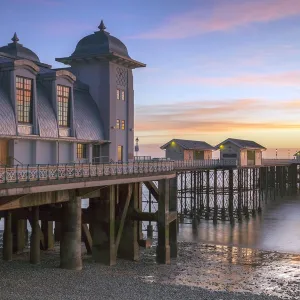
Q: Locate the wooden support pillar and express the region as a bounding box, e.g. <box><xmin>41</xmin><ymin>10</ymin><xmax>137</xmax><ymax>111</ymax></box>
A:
<box><xmin>117</xmin><ymin>183</ymin><xmax>139</xmax><ymax>261</ymax></box>
<box><xmin>205</xmin><ymin>170</ymin><xmax>210</xmax><ymax>220</ymax></box>
<box><xmin>156</xmin><ymin>179</ymin><xmax>170</xmax><ymax>264</ymax></box>
<box><xmin>228</xmin><ymin>169</ymin><xmax>234</xmax><ymax>224</ymax></box>
<box><xmin>169</xmin><ymin>177</ymin><xmax>178</xmax><ymax>258</ymax></box>
<box><xmin>41</xmin><ymin>221</ymin><xmax>54</xmax><ymax>250</ymax></box>
<box><xmin>3</xmin><ymin>211</ymin><xmax>13</xmax><ymax>261</ymax></box>
<box><xmin>12</xmin><ymin>215</ymin><xmax>27</xmax><ymax>254</ymax></box>
<box><xmin>60</xmin><ymin>194</ymin><xmax>82</xmax><ymax>270</ymax></box>
<box><xmin>92</xmin><ymin>186</ymin><xmax>116</xmax><ymax>266</ymax></box>
<box><xmin>213</xmin><ymin>169</ymin><xmax>218</xmax><ymax>223</ymax></box>
<box><xmin>30</xmin><ymin>206</ymin><xmax>40</xmax><ymax>264</ymax></box>
<box><xmin>54</xmin><ymin>222</ymin><xmax>61</xmax><ymax>242</ymax></box>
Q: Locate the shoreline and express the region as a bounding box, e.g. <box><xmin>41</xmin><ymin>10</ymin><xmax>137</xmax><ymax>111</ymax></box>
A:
<box><xmin>0</xmin><ymin>241</ymin><xmax>299</xmax><ymax>299</ymax></box>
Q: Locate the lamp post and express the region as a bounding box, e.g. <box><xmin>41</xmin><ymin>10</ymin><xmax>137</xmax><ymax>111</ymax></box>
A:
<box><xmin>288</xmin><ymin>149</ymin><xmax>290</xmax><ymax>159</ymax></box>
<box><xmin>135</xmin><ymin>137</ymin><xmax>139</xmax><ymax>158</ymax></box>
<box><xmin>276</xmin><ymin>148</ymin><xmax>278</xmax><ymax>160</ymax></box>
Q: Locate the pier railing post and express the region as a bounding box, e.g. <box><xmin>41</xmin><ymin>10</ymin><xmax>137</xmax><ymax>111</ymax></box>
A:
<box><xmin>60</xmin><ymin>192</ymin><xmax>82</xmax><ymax>270</ymax></box>
<box><xmin>156</xmin><ymin>179</ymin><xmax>171</xmax><ymax>264</ymax></box>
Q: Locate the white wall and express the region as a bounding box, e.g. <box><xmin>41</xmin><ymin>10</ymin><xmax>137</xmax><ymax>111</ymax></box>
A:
<box><xmin>35</xmin><ymin>141</ymin><xmax>55</xmax><ymax>164</ymax></box>
<box><xmin>13</xmin><ymin>140</ymin><xmax>33</xmax><ymax>165</ymax></box>
<box><xmin>58</xmin><ymin>142</ymin><xmax>72</xmax><ymax>164</ymax></box>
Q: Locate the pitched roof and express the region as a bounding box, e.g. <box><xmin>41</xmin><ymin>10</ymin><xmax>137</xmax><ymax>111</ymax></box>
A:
<box><xmin>160</xmin><ymin>139</ymin><xmax>214</xmax><ymax>150</ymax></box>
<box><xmin>215</xmin><ymin>138</ymin><xmax>266</xmax><ymax>150</ymax></box>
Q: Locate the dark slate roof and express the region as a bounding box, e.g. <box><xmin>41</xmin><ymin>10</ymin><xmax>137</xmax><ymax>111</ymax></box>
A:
<box><xmin>37</xmin><ymin>83</ymin><xmax>59</xmax><ymax>138</ymax></box>
<box><xmin>0</xmin><ymin>56</ymin><xmax>14</xmax><ymax>64</ymax></box>
<box><xmin>0</xmin><ymin>87</ymin><xmax>16</xmax><ymax>135</ymax></box>
<box><xmin>160</xmin><ymin>139</ymin><xmax>215</xmax><ymax>150</ymax></box>
<box><xmin>0</xmin><ymin>34</ymin><xmax>40</xmax><ymax>62</ymax></box>
<box><xmin>71</xmin><ymin>23</ymin><xmax>129</xmax><ymax>59</ymax></box>
<box><xmin>74</xmin><ymin>89</ymin><xmax>104</xmax><ymax>141</ymax></box>
<box><xmin>215</xmin><ymin>138</ymin><xmax>266</xmax><ymax>150</ymax></box>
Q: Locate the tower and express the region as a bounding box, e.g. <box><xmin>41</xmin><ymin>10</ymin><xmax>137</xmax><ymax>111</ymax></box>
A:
<box><xmin>56</xmin><ymin>21</ymin><xmax>146</xmax><ymax>162</ymax></box>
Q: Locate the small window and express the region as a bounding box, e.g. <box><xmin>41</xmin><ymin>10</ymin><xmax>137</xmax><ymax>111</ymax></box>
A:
<box><xmin>57</xmin><ymin>85</ymin><xmax>70</xmax><ymax>127</ymax></box>
<box><xmin>77</xmin><ymin>143</ymin><xmax>87</xmax><ymax>159</ymax></box>
<box><xmin>118</xmin><ymin>145</ymin><xmax>123</xmax><ymax>162</ymax></box>
<box><xmin>117</xmin><ymin>89</ymin><xmax>120</xmax><ymax>100</ymax></box>
<box><xmin>116</xmin><ymin>119</ymin><xmax>120</xmax><ymax>129</ymax></box>
<box><xmin>121</xmin><ymin>90</ymin><xmax>125</xmax><ymax>101</ymax></box>
<box><xmin>121</xmin><ymin>120</ymin><xmax>125</xmax><ymax>130</ymax></box>
<box><xmin>16</xmin><ymin>76</ymin><xmax>33</xmax><ymax>123</ymax></box>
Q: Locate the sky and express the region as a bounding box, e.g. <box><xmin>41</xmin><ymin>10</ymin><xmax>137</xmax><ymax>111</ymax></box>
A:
<box><xmin>1</xmin><ymin>0</ymin><xmax>300</xmax><ymax>157</ymax></box>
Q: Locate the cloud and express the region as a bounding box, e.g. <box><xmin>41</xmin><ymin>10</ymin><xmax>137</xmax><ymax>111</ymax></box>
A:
<box><xmin>168</xmin><ymin>71</ymin><xmax>300</xmax><ymax>87</ymax></box>
<box><xmin>132</xmin><ymin>0</ymin><xmax>300</xmax><ymax>39</ymax></box>
<box><xmin>135</xmin><ymin>98</ymin><xmax>300</xmax><ymax>145</ymax></box>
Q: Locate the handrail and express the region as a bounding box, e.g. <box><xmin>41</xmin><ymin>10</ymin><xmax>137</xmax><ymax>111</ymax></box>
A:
<box><xmin>0</xmin><ymin>161</ymin><xmax>175</xmax><ymax>184</ymax></box>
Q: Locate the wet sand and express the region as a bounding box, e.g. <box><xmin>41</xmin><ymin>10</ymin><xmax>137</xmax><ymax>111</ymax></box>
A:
<box><xmin>0</xmin><ymin>241</ymin><xmax>299</xmax><ymax>300</ymax></box>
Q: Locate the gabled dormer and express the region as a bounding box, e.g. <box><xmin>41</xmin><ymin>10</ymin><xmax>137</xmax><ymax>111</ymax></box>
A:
<box><xmin>0</xmin><ymin>33</ymin><xmax>42</xmax><ymax>136</ymax></box>
<box><xmin>38</xmin><ymin>68</ymin><xmax>76</xmax><ymax>138</ymax></box>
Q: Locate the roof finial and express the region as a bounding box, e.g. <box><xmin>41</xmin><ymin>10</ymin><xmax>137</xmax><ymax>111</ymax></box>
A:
<box><xmin>98</xmin><ymin>20</ymin><xmax>106</xmax><ymax>32</ymax></box>
<box><xmin>11</xmin><ymin>32</ymin><xmax>19</xmax><ymax>43</ymax></box>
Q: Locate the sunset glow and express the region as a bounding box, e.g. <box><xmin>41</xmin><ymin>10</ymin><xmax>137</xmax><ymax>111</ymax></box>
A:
<box><xmin>1</xmin><ymin>0</ymin><xmax>300</xmax><ymax>157</ymax></box>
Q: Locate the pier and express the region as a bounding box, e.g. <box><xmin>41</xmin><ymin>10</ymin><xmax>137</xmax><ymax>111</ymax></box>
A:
<box><xmin>1</xmin><ymin>158</ymin><xmax>299</xmax><ymax>270</ymax></box>
<box><xmin>0</xmin><ymin>161</ymin><xmax>177</xmax><ymax>269</ymax></box>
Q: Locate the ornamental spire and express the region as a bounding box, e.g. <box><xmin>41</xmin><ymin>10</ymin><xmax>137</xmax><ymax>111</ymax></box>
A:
<box><xmin>98</xmin><ymin>20</ymin><xmax>106</xmax><ymax>32</ymax></box>
<box><xmin>11</xmin><ymin>32</ymin><xmax>19</xmax><ymax>43</ymax></box>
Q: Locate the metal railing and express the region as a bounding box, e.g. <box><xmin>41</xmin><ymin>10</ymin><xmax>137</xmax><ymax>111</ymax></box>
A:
<box><xmin>134</xmin><ymin>156</ymin><xmax>152</xmax><ymax>162</ymax></box>
<box><xmin>174</xmin><ymin>159</ymin><xmax>237</xmax><ymax>169</ymax></box>
<box><xmin>0</xmin><ymin>161</ymin><xmax>175</xmax><ymax>184</ymax></box>
<box><xmin>262</xmin><ymin>159</ymin><xmax>296</xmax><ymax>166</ymax></box>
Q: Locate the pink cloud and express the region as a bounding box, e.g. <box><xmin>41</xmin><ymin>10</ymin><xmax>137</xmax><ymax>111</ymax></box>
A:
<box><xmin>132</xmin><ymin>0</ymin><xmax>300</xmax><ymax>39</ymax></box>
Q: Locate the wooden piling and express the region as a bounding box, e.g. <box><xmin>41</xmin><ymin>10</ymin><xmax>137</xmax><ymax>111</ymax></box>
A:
<box><xmin>3</xmin><ymin>211</ymin><xmax>13</xmax><ymax>261</ymax></box>
<box><xmin>41</xmin><ymin>221</ymin><xmax>54</xmax><ymax>250</ymax></box>
<box><xmin>156</xmin><ymin>179</ymin><xmax>170</xmax><ymax>264</ymax></box>
<box><xmin>60</xmin><ymin>194</ymin><xmax>82</xmax><ymax>270</ymax></box>
<box><xmin>92</xmin><ymin>186</ymin><xmax>116</xmax><ymax>266</ymax></box>
<box><xmin>12</xmin><ymin>213</ymin><xmax>27</xmax><ymax>253</ymax></box>
<box><xmin>169</xmin><ymin>177</ymin><xmax>178</xmax><ymax>258</ymax></box>
<box><xmin>117</xmin><ymin>183</ymin><xmax>139</xmax><ymax>261</ymax></box>
<box><xmin>30</xmin><ymin>206</ymin><xmax>40</xmax><ymax>264</ymax></box>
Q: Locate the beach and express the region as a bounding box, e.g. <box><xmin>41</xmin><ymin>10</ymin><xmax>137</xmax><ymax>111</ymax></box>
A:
<box><xmin>1</xmin><ymin>241</ymin><xmax>299</xmax><ymax>300</ymax></box>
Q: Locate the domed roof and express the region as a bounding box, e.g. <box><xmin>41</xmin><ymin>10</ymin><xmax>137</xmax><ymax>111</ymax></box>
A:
<box><xmin>71</xmin><ymin>21</ymin><xmax>130</xmax><ymax>58</ymax></box>
<box><xmin>0</xmin><ymin>33</ymin><xmax>40</xmax><ymax>62</ymax></box>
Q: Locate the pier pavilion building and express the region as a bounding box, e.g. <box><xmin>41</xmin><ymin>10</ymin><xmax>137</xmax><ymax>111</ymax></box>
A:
<box><xmin>216</xmin><ymin>138</ymin><xmax>266</xmax><ymax>166</ymax></box>
<box><xmin>161</xmin><ymin>139</ymin><xmax>215</xmax><ymax>161</ymax></box>
<box><xmin>0</xmin><ymin>21</ymin><xmax>145</xmax><ymax>166</ymax></box>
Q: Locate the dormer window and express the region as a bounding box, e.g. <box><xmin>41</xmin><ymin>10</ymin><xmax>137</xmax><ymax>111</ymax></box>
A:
<box><xmin>57</xmin><ymin>85</ymin><xmax>70</xmax><ymax>127</ymax></box>
<box><xmin>16</xmin><ymin>76</ymin><xmax>33</xmax><ymax>123</ymax></box>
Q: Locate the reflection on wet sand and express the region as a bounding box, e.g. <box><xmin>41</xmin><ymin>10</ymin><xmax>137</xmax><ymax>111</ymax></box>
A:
<box><xmin>137</xmin><ymin>242</ymin><xmax>300</xmax><ymax>299</ymax></box>
<box><xmin>179</xmin><ymin>196</ymin><xmax>300</xmax><ymax>254</ymax></box>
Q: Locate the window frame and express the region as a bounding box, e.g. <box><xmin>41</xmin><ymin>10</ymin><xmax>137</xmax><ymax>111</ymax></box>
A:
<box><xmin>77</xmin><ymin>143</ymin><xmax>87</xmax><ymax>160</ymax></box>
<box><xmin>16</xmin><ymin>76</ymin><xmax>33</xmax><ymax>124</ymax></box>
<box><xmin>57</xmin><ymin>84</ymin><xmax>71</xmax><ymax>127</ymax></box>
<box><xmin>117</xmin><ymin>145</ymin><xmax>123</xmax><ymax>162</ymax></box>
